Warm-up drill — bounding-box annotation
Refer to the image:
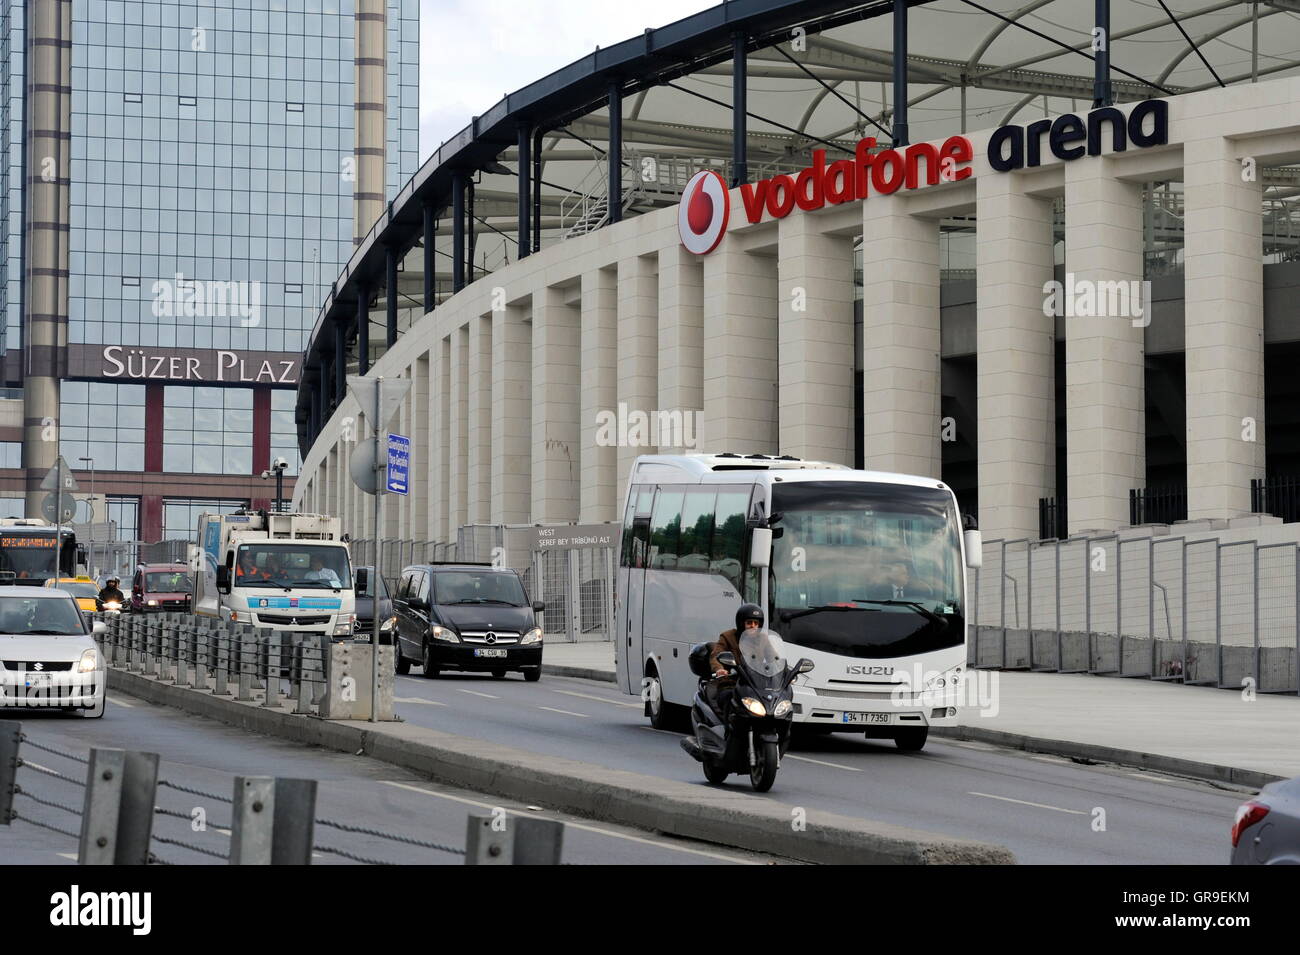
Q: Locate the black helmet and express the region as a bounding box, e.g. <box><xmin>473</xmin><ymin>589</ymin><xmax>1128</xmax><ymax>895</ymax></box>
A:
<box><xmin>735</xmin><ymin>602</ymin><xmax>764</xmax><ymax>631</ymax></box>
<box><xmin>688</xmin><ymin>642</ymin><xmax>714</xmax><ymax>678</ymax></box>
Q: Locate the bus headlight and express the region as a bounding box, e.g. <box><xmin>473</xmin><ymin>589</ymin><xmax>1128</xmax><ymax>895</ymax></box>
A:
<box><xmin>741</xmin><ymin>697</ymin><xmax>767</xmax><ymax>717</ymax></box>
<box><xmin>772</xmin><ymin>700</ymin><xmax>792</xmax><ymax>717</ymax></box>
<box><xmin>77</xmin><ymin>649</ymin><xmax>98</xmax><ymax>673</ymax></box>
<box><xmin>520</xmin><ymin>627</ymin><xmax>542</xmax><ymax>645</ymax></box>
<box><xmin>431</xmin><ymin>625</ymin><xmax>459</xmax><ymax>643</ymax></box>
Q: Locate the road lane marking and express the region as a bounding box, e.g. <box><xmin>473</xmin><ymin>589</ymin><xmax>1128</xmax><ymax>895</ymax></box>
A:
<box><xmin>949</xmin><ymin>740</ymin><xmax>998</xmax><ymax>751</ymax></box>
<box><xmin>1030</xmin><ymin>755</ymin><xmax>1071</xmax><ymax>764</ymax></box>
<box><xmin>455</xmin><ymin>688</ymin><xmax>499</xmax><ymax>700</ymax></box>
<box><xmin>967</xmin><ymin>791</ymin><xmax>1088</xmax><ymax>815</ymax></box>
<box><xmin>394</xmin><ymin>696</ymin><xmax>448</xmax><ymax>706</ymax></box>
<box><xmin>551</xmin><ymin>689</ymin><xmax>641</xmax><ymax>708</ymax></box>
<box><xmin>107</xmin><ymin>696</ymin><xmax>135</xmax><ymax>708</ymax></box>
<box><xmin>56</xmin><ymin>852</ymin><xmax>77</xmax><ymax>861</ymax></box>
<box><xmin>381</xmin><ymin>781</ymin><xmax>760</xmax><ymax>864</ymax></box>
<box><xmin>785</xmin><ymin>754</ymin><xmax>861</xmax><ymax>772</ymax></box>
<box><xmin>537</xmin><ymin>706</ymin><xmax>589</xmax><ymax>718</ymax></box>
<box><xmin>1126</xmin><ymin>772</ymin><xmax>1184</xmax><ymax>785</ymax></box>
<box><xmin>638</xmin><ymin>725</ymin><xmax>680</xmax><ymax>735</ymax></box>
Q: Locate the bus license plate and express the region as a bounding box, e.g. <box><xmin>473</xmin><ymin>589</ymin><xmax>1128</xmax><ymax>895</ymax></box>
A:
<box><xmin>842</xmin><ymin>712</ymin><xmax>888</xmax><ymax>724</ymax></box>
<box><xmin>473</xmin><ymin>648</ymin><xmax>507</xmax><ymax>658</ymax></box>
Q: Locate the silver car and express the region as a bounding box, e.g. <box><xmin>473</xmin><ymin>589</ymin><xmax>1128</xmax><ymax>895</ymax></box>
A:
<box><xmin>1231</xmin><ymin>776</ymin><xmax>1300</xmax><ymax>865</ymax></box>
<box><xmin>0</xmin><ymin>587</ymin><xmax>106</xmax><ymax>719</ymax></box>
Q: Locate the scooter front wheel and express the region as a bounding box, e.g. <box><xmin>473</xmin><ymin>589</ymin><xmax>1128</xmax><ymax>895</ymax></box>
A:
<box><xmin>702</xmin><ymin>757</ymin><xmax>729</xmax><ymax>785</ymax></box>
<box><xmin>749</xmin><ymin>740</ymin><xmax>779</xmax><ymax>792</ymax></box>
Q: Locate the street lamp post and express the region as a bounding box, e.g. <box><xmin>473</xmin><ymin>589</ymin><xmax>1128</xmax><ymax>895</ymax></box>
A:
<box><xmin>78</xmin><ymin>456</ymin><xmax>95</xmax><ymax>576</ymax></box>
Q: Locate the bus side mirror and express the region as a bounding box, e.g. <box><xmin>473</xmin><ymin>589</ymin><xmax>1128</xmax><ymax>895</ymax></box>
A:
<box><xmin>964</xmin><ymin>530</ymin><xmax>983</xmax><ymax>569</ymax></box>
<box><xmin>749</xmin><ymin>528</ymin><xmax>772</xmax><ymax>569</ymax></box>
<box><xmin>216</xmin><ymin>565</ymin><xmax>231</xmax><ymax>594</ymax></box>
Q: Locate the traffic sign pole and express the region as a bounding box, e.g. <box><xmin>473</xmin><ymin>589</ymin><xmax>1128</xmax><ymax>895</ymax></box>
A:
<box><xmin>371</xmin><ymin>377</ymin><xmax>383</xmax><ymax>724</ymax></box>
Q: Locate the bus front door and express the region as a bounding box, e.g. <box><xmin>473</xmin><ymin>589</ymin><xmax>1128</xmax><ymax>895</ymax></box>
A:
<box><xmin>619</xmin><ymin>517</ymin><xmax>651</xmax><ymax>695</ymax></box>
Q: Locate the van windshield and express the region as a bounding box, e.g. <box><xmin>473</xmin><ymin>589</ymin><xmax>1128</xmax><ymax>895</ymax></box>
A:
<box><xmin>432</xmin><ymin>571</ymin><xmax>526</xmax><ymax>606</ymax></box>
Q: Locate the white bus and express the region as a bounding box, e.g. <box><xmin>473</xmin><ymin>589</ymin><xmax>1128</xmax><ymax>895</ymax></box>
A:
<box><xmin>614</xmin><ymin>453</ymin><xmax>982</xmax><ymax>752</ymax></box>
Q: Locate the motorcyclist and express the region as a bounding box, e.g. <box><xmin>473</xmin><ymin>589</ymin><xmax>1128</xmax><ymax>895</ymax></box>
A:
<box><xmin>97</xmin><ymin>576</ymin><xmax>125</xmax><ymax>610</ymax></box>
<box><xmin>706</xmin><ymin>603</ymin><xmax>764</xmax><ymax>714</ymax></box>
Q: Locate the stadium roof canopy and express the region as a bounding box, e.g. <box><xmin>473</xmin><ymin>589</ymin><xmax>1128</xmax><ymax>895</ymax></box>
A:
<box><xmin>298</xmin><ymin>0</ymin><xmax>1300</xmax><ymax>452</ymax></box>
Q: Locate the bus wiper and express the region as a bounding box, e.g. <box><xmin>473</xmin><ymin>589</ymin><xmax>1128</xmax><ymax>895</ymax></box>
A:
<box><xmin>852</xmin><ymin>599</ymin><xmax>948</xmax><ymax>629</ymax></box>
<box><xmin>779</xmin><ymin>604</ymin><xmax>878</xmax><ymax>622</ymax></box>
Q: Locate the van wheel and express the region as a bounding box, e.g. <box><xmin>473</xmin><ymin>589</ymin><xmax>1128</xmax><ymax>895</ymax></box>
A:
<box><xmin>893</xmin><ymin>728</ymin><xmax>928</xmax><ymax>752</ymax></box>
<box><xmin>523</xmin><ymin>669</ymin><xmax>541</xmax><ymax>683</ymax></box>
<box><xmin>491</xmin><ymin>670</ymin><xmax>507</xmax><ymax>680</ymax></box>
<box><xmin>421</xmin><ymin>641</ymin><xmax>439</xmax><ymax>679</ymax></box>
<box><xmin>394</xmin><ymin>640</ymin><xmax>411</xmax><ymax>675</ymax></box>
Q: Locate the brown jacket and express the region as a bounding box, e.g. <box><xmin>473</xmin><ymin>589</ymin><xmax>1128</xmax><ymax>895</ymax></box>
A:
<box><xmin>709</xmin><ymin>627</ymin><xmax>743</xmax><ymax>681</ymax></box>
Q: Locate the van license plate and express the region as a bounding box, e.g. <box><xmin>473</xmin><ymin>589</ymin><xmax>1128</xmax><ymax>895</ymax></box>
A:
<box><xmin>473</xmin><ymin>648</ymin><xmax>507</xmax><ymax>658</ymax></box>
<box><xmin>842</xmin><ymin>712</ymin><xmax>888</xmax><ymax>724</ymax></box>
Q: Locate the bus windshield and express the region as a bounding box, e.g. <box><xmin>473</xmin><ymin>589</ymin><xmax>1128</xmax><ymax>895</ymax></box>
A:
<box><xmin>0</xmin><ymin>533</ymin><xmax>61</xmax><ymax>582</ymax></box>
<box><xmin>770</xmin><ymin>481</ymin><xmax>964</xmax><ymax>659</ymax></box>
<box><xmin>234</xmin><ymin>544</ymin><xmax>352</xmax><ymax>590</ymax></box>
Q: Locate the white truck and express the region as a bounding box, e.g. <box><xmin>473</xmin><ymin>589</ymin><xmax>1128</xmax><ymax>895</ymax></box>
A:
<box><xmin>193</xmin><ymin>510</ymin><xmax>356</xmax><ymax>640</ymax></box>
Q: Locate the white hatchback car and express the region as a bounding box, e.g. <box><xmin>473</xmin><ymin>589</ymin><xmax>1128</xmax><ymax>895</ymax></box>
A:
<box><xmin>0</xmin><ymin>587</ymin><xmax>106</xmax><ymax>718</ymax></box>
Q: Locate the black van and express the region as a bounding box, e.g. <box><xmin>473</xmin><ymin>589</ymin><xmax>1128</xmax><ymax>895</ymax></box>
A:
<box><xmin>392</xmin><ymin>563</ymin><xmax>545</xmax><ymax>681</ymax></box>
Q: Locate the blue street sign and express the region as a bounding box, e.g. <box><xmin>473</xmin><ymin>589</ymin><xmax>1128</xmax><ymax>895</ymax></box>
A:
<box><xmin>386</xmin><ymin>433</ymin><xmax>410</xmax><ymax>495</ymax></box>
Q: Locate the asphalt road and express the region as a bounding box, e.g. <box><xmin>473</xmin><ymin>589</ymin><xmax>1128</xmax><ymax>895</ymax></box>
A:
<box><xmin>0</xmin><ymin>691</ymin><xmax>785</xmax><ymax>865</ymax></box>
<box><xmin>388</xmin><ymin>668</ymin><xmax>1250</xmax><ymax>865</ymax></box>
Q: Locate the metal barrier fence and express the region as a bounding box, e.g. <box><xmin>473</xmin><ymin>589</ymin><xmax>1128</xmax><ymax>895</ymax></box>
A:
<box><xmin>350</xmin><ymin>521</ymin><xmax>617</xmax><ymax>644</ymax></box>
<box><xmin>972</xmin><ymin>535</ymin><xmax>1300</xmax><ymax>694</ymax></box>
<box><xmin>0</xmin><ymin>719</ymin><xmax>562</xmax><ymax>865</ymax></box>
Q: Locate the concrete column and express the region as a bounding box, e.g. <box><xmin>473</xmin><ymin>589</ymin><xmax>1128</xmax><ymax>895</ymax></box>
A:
<box><xmin>616</xmin><ymin>255</ymin><xmax>659</xmax><ymax>496</ymax></box>
<box><xmin>862</xmin><ymin>205</ymin><xmax>940</xmax><ymax>476</ymax></box>
<box><xmin>976</xmin><ymin>174</ymin><xmax>1057</xmax><ymax>541</ymax></box>
<box><xmin>433</xmin><ymin>336</ymin><xmax>450</xmax><ymax>542</ymax></box>
<box><xmin>532</xmin><ymin>286</ymin><xmax>580</xmax><ymax>523</ymax></box>
<box><xmin>352</xmin><ymin>0</ymin><xmax>386</xmax><ymax>243</ymax></box>
<box><xmin>1064</xmin><ymin>160</ymin><xmax>1144</xmax><ymax>533</ymax></box>
<box><xmin>411</xmin><ymin>352</ymin><xmax>430</xmax><ymax>539</ymax></box>
<box><xmin>780</xmin><ymin>213</ymin><xmax>855</xmax><ymax>466</ymax></box>
<box><xmin>467</xmin><ymin>314</ymin><xmax>492</xmax><ymax>523</ymax></box>
<box><xmin>491</xmin><ymin>303</ymin><xmax>531</xmax><ymax>523</ymax></box>
<box><xmin>657</xmin><ymin>245</ymin><xmax>704</xmax><ymax>455</ymax></box>
<box><xmin>701</xmin><ymin>242</ymin><xmax>778</xmax><ymax>455</ymax></box>
<box><xmin>580</xmin><ymin>268</ymin><xmax>618</xmax><ymax>522</ymax></box>
<box><xmin>448</xmin><ymin>326</ymin><xmax>469</xmax><ymax>530</ymax></box>
<box><xmin>1184</xmin><ymin>134</ymin><xmax>1264</xmax><ymax>519</ymax></box>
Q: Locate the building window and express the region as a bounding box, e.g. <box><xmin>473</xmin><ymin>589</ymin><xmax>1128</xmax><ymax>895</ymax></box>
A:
<box><xmin>0</xmin><ymin>442</ymin><xmax>20</xmax><ymax>469</ymax></box>
<box><xmin>60</xmin><ymin>382</ymin><xmax>147</xmax><ymax>473</ymax></box>
<box><xmin>162</xmin><ymin>498</ymin><xmax>248</xmax><ymax>541</ymax></box>
<box><xmin>163</xmin><ymin>386</ymin><xmax>254</xmax><ymax>475</ymax></box>
<box><xmin>271</xmin><ymin>390</ymin><xmax>301</xmax><ymax>476</ymax></box>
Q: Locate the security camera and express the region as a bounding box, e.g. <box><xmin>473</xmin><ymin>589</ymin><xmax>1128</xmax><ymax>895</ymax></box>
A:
<box><xmin>260</xmin><ymin>470</ymin><xmax>271</xmax><ymax>480</ymax></box>
<box><xmin>272</xmin><ymin>457</ymin><xmax>289</xmax><ymax>471</ymax></box>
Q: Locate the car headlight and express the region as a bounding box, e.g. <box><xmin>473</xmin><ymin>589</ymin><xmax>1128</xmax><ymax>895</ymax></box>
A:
<box><xmin>379</xmin><ymin>615</ymin><xmax>397</xmax><ymax>632</ymax></box>
<box><xmin>147</xmin><ymin>599</ymin><xmax>158</xmax><ymax>606</ymax></box>
<box><xmin>741</xmin><ymin>697</ymin><xmax>767</xmax><ymax>717</ymax></box>
<box><xmin>520</xmin><ymin>627</ymin><xmax>542</xmax><ymax>645</ymax></box>
<box><xmin>78</xmin><ymin>649</ymin><xmax>98</xmax><ymax>673</ymax></box>
<box><xmin>430</xmin><ymin>625</ymin><xmax>459</xmax><ymax>643</ymax></box>
<box><xmin>773</xmin><ymin>699</ymin><xmax>792</xmax><ymax>717</ymax></box>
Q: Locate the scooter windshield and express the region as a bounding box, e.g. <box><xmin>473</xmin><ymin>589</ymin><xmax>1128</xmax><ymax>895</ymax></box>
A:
<box><xmin>737</xmin><ymin>629</ymin><xmax>787</xmax><ymax>688</ymax></box>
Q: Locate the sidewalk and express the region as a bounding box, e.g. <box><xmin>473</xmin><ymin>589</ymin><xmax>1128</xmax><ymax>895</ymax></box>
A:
<box><xmin>542</xmin><ymin>642</ymin><xmax>1300</xmax><ymax>785</ymax></box>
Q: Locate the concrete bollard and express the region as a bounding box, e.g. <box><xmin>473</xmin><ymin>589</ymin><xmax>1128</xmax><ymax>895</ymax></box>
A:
<box><xmin>213</xmin><ymin>626</ymin><xmax>232</xmax><ymax>696</ymax></box>
<box><xmin>236</xmin><ymin>625</ymin><xmax>256</xmax><ymax>702</ymax></box>
<box><xmin>78</xmin><ymin>747</ymin><xmax>161</xmax><ymax>865</ymax></box>
<box><xmin>229</xmin><ymin>776</ymin><xmax>317</xmax><ymax>865</ymax></box>
<box><xmin>259</xmin><ymin>627</ymin><xmax>280</xmax><ymax>708</ymax></box>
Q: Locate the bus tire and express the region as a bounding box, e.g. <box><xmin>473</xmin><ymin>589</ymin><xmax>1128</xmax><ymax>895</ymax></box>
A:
<box><xmin>893</xmin><ymin>728</ymin><xmax>928</xmax><ymax>752</ymax></box>
<box><xmin>645</xmin><ymin>667</ymin><xmax>685</xmax><ymax>730</ymax></box>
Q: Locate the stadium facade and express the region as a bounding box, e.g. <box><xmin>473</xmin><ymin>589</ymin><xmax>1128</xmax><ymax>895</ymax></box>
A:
<box><xmin>290</xmin><ymin>0</ymin><xmax>1300</xmax><ymax>552</ymax></box>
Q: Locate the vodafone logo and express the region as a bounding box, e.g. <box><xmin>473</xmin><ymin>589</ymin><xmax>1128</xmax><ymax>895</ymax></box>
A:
<box><xmin>677</xmin><ymin>170</ymin><xmax>729</xmax><ymax>255</ymax></box>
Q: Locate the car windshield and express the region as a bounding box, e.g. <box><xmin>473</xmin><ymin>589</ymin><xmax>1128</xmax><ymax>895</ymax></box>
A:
<box><xmin>431</xmin><ymin>571</ymin><xmax>526</xmax><ymax>606</ymax></box>
<box><xmin>770</xmin><ymin>481</ymin><xmax>964</xmax><ymax>660</ymax></box>
<box><xmin>233</xmin><ymin>544</ymin><xmax>352</xmax><ymax>589</ymax></box>
<box><xmin>0</xmin><ymin>596</ymin><xmax>86</xmax><ymax>635</ymax></box>
<box><xmin>53</xmin><ymin>582</ymin><xmax>98</xmax><ymax>599</ymax></box>
<box><xmin>146</xmin><ymin>572</ymin><xmax>192</xmax><ymax>593</ymax></box>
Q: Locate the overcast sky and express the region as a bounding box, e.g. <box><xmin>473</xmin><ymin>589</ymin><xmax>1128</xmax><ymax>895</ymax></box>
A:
<box><xmin>419</xmin><ymin>0</ymin><xmax>717</xmax><ymax>158</ymax></box>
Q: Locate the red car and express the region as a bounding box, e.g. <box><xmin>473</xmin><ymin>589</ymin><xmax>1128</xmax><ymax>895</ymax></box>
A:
<box><xmin>131</xmin><ymin>563</ymin><xmax>194</xmax><ymax>613</ymax></box>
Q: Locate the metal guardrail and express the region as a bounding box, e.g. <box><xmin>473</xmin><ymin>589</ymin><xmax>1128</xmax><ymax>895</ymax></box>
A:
<box><xmin>971</xmin><ymin>534</ymin><xmax>1300</xmax><ymax>695</ymax></box>
<box><xmin>1</xmin><ymin>716</ymin><xmax>562</xmax><ymax>865</ymax></box>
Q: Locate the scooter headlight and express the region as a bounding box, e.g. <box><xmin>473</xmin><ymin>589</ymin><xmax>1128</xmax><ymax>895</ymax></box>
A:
<box><xmin>741</xmin><ymin>697</ymin><xmax>767</xmax><ymax>717</ymax></box>
<box><xmin>772</xmin><ymin>699</ymin><xmax>792</xmax><ymax>717</ymax></box>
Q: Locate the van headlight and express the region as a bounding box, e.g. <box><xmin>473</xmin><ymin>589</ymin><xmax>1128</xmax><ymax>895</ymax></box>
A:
<box><xmin>773</xmin><ymin>700</ymin><xmax>792</xmax><ymax>717</ymax></box>
<box><xmin>520</xmin><ymin>627</ymin><xmax>542</xmax><ymax>645</ymax></box>
<box><xmin>78</xmin><ymin>648</ymin><xmax>98</xmax><ymax>673</ymax></box>
<box><xmin>741</xmin><ymin>697</ymin><xmax>767</xmax><ymax>717</ymax></box>
<box><xmin>430</xmin><ymin>625</ymin><xmax>459</xmax><ymax>643</ymax></box>
<box><xmin>379</xmin><ymin>615</ymin><xmax>397</xmax><ymax>632</ymax></box>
